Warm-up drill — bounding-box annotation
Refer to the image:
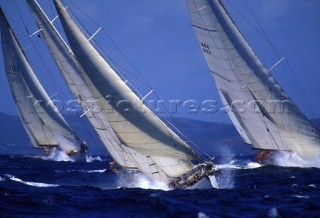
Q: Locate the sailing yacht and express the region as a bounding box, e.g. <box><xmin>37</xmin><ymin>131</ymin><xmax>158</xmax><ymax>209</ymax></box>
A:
<box><xmin>25</xmin><ymin>0</ymin><xmax>219</xmax><ymax>189</ymax></box>
<box><xmin>186</xmin><ymin>0</ymin><xmax>320</xmax><ymax>161</ymax></box>
<box><xmin>0</xmin><ymin>8</ymin><xmax>88</xmax><ymax>160</ymax></box>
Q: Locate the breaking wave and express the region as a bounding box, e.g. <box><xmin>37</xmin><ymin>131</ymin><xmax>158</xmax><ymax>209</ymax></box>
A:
<box><xmin>5</xmin><ymin>174</ymin><xmax>59</xmax><ymax>188</ymax></box>
<box><xmin>271</xmin><ymin>151</ymin><xmax>320</xmax><ymax>168</ymax></box>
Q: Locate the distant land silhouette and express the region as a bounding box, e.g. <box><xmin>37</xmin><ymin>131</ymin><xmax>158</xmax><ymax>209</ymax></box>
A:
<box><xmin>1</xmin><ymin>112</ymin><xmax>320</xmax><ymax>156</ymax></box>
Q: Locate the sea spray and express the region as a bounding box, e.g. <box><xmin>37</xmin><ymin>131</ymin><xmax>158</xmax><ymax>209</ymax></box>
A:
<box><xmin>209</xmin><ymin>175</ymin><xmax>219</xmax><ymax>188</ymax></box>
<box><xmin>116</xmin><ymin>173</ymin><xmax>169</xmax><ymax>191</ymax></box>
<box><xmin>219</xmin><ymin>159</ymin><xmax>261</xmax><ymax>169</ymax></box>
<box><xmin>215</xmin><ymin>168</ymin><xmax>234</xmax><ymax>189</ymax></box>
<box><xmin>216</xmin><ymin>158</ymin><xmax>261</xmax><ymax>189</ymax></box>
<box><xmin>215</xmin><ymin>146</ymin><xmax>236</xmax><ymax>189</ymax></box>
<box><xmin>272</xmin><ymin>151</ymin><xmax>320</xmax><ymax>168</ymax></box>
<box><xmin>41</xmin><ymin>148</ymin><xmax>75</xmax><ymax>162</ymax></box>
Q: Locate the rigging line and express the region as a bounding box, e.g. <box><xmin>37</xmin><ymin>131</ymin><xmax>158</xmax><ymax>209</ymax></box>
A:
<box><xmin>19</xmin><ymin>1</ymin><xmax>72</xmax><ymax>103</ymax></box>
<box><xmin>164</xmin><ymin>118</ymin><xmax>212</xmax><ymax>160</ymax></box>
<box><xmin>242</xmin><ymin>0</ymin><xmax>316</xmax><ymax>118</ymax></box>
<box><xmin>63</xmin><ymin>0</ymin><xmax>153</xmax><ymax>90</ymax></box>
<box><xmin>58</xmin><ymin>1</ymin><xmax>148</xmax><ymax>89</ymax></box>
<box><xmin>13</xmin><ymin>0</ymin><xmax>30</xmax><ymax>36</ymax></box>
<box><xmin>58</xmin><ymin>2</ymin><xmax>160</xmax><ymax>101</ymax></box>
<box><xmin>151</xmin><ymin>92</ymin><xmax>211</xmax><ymax>160</ymax></box>
<box><xmin>282</xmin><ymin>60</ymin><xmax>316</xmax><ymax>116</ymax></box>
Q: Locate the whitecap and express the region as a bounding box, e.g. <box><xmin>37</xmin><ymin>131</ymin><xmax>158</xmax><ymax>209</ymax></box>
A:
<box><xmin>86</xmin><ymin>155</ymin><xmax>103</xmax><ymax>163</ymax></box>
<box><xmin>291</xmin><ymin>195</ymin><xmax>309</xmax><ymax>199</ymax></box>
<box><xmin>268</xmin><ymin>207</ymin><xmax>280</xmax><ymax>218</ymax></box>
<box><xmin>198</xmin><ymin>212</ymin><xmax>210</xmax><ymax>218</ymax></box>
<box><xmin>79</xmin><ymin>169</ymin><xmax>106</xmax><ymax>173</ymax></box>
<box><xmin>5</xmin><ymin>174</ymin><xmax>59</xmax><ymax>188</ymax></box>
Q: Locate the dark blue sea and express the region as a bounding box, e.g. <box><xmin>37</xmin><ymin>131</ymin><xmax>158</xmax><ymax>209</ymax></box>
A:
<box><xmin>0</xmin><ymin>153</ymin><xmax>320</xmax><ymax>218</ymax></box>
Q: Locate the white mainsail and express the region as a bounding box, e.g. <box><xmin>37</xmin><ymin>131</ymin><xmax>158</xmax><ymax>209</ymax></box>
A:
<box><xmin>0</xmin><ymin>8</ymin><xmax>80</xmax><ymax>152</ymax></box>
<box><xmin>27</xmin><ymin>0</ymin><xmax>200</xmax><ymax>180</ymax></box>
<box><xmin>186</xmin><ymin>0</ymin><xmax>320</xmax><ymax>160</ymax></box>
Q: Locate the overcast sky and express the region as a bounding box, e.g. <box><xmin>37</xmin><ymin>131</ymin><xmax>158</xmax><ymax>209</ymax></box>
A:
<box><xmin>0</xmin><ymin>0</ymin><xmax>319</xmax><ymax>124</ymax></box>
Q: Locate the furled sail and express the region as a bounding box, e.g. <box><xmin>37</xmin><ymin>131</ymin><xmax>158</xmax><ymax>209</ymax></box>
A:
<box><xmin>0</xmin><ymin>8</ymin><xmax>80</xmax><ymax>151</ymax></box>
<box><xmin>186</xmin><ymin>0</ymin><xmax>320</xmax><ymax>160</ymax></box>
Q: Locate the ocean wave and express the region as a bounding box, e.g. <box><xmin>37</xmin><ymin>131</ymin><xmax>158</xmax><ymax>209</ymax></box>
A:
<box><xmin>5</xmin><ymin>174</ymin><xmax>59</xmax><ymax>188</ymax></box>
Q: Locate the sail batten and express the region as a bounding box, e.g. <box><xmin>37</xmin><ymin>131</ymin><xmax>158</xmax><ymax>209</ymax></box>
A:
<box><xmin>187</xmin><ymin>0</ymin><xmax>320</xmax><ymax>159</ymax></box>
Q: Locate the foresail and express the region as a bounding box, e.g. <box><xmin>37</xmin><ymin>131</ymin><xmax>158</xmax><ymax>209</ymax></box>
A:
<box><xmin>186</xmin><ymin>0</ymin><xmax>320</xmax><ymax>159</ymax></box>
<box><xmin>0</xmin><ymin>9</ymin><xmax>78</xmax><ymax>150</ymax></box>
<box><xmin>53</xmin><ymin>0</ymin><xmax>199</xmax><ymax>164</ymax></box>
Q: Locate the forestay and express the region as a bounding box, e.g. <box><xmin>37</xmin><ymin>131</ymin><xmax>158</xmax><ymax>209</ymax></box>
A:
<box><xmin>186</xmin><ymin>0</ymin><xmax>320</xmax><ymax>159</ymax></box>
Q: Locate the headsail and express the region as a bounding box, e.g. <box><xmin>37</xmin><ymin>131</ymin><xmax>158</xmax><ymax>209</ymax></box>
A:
<box><xmin>186</xmin><ymin>0</ymin><xmax>320</xmax><ymax>160</ymax></box>
<box><xmin>0</xmin><ymin>8</ymin><xmax>79</xmax><ymax>151</ymax></box>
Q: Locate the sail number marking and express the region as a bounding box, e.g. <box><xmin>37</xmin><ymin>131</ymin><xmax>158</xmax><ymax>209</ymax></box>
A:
<box><xmin>10</xmin><ymin>75</ymin><xmax>22</xmax><ymax>84</ymax></box>
<box><xmin>8</xmin><ymin>65</ymin><xmax>21</xmax><ymax>84</ymax></box>
<box><xmin>9</xmin><ymin>65</ymin><xmax>21</xmax><ymax>72</ymax></box>
<box><xmin>201</xmin><ymin>42</ymin><xmax>211</xmax><ymax>55</ymax></box>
